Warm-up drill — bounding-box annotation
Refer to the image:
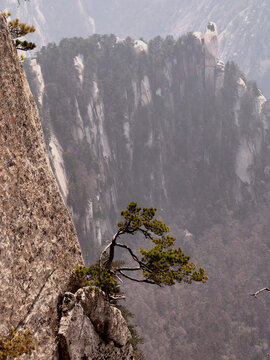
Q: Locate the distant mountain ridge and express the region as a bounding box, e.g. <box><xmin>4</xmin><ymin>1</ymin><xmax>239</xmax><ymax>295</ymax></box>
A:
<box><xmin>3</xmin><ymin>0</ymin><xmax>270</xmax><ymax>95</ymax></box>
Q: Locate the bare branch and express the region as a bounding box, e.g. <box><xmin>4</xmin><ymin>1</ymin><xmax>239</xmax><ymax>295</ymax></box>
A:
<box><xmin>116</xmin><ymin>266</ymin><xmax>141</xmax><ymax>272</ymax></box>
<box><xmin>251</xmin><ymin>287</ymin><xmax>270</xmax><ymax>298</ymax></box>
<box><xmin>115</xmin><ymin>242</ymin><xmax>141</xmax><ymax>261</ymax></box>
<box><xmin>118</xmin><ymin>270</ymin><xmax>159</xmax><ymax>285</ymax></box>
<box><xmin>114</xmin><ymin>273</ymin><xmax>123</xmax><ymax>283</ymax></box>
<box><xmin>115</xmin><ymin>266</ymin><xmax>142</xmax><ymax>271</ymax></box>
<box><xmin>99</xmin><ymin>241</ymin><xmax>113</xmax><ymax>267</ymax></box>
<box><xmin>115</xmin><ymin>242</ymin><xmax>151</xmax><ymax>271</ymax></box>
<box><xmin>14</xmin><ymin>45</ymin><xmax>33</xmax><ymax>51</ymax></box>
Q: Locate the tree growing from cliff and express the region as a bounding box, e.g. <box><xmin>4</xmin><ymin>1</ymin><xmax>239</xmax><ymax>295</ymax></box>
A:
<box><xmin>2</xmin><ymin>12</ymin><xmax>36</xmax><ymax>52</ymax></box>
<box><xmin>76</xmin><ymin>202</ymin><xmax>207</xmax><ymax>300</ymax></box>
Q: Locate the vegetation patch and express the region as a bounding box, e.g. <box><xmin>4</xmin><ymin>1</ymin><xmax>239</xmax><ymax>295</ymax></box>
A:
<box><xmin>0</xmin><ymin>329</ymin><xmax>35</xmax><ymax>359</ymax></box>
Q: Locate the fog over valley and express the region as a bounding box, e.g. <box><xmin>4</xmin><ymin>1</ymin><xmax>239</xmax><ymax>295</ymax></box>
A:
<box><xmin>1</xmin><ymin>1</ymin><xmax>270</xmax><ymax>359</ymax></box>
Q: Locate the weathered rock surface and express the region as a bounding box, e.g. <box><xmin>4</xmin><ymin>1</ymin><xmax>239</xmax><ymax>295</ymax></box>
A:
<box><xmin>0</xmin><ymin>14</ymin><xmax>82</xmax><ymax>358</ymax></box>
<box><xmin>58</xmin><ymin>288</ymin><xmax>133</xmax><ymax>360</ymax></box>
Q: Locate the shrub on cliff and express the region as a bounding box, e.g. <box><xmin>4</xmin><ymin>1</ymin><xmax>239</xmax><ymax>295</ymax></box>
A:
<box><xmin>0</xmin><ymin>329</ymin><xmax>35</xmax><ymax>359</ymax></box>
<box><xmin>75</xmin><ymin>263</ymin><xmax>121</xmax><ymax>298</ymax></box>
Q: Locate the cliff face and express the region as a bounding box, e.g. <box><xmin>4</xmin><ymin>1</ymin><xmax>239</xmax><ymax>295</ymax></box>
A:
<box><xmin>0</xmin><ymin>13</ymin><xmax>82</xmax><ymax>358</ymax></box>
<box><xmin>25</xmin><ymin>24</ymin><xmax>270</xmax><ymax>360</ymax></box>
<box><xmin>0</xmin><ymin>15</ymin><xmax>134</xmax><ymax>360</ymax></box>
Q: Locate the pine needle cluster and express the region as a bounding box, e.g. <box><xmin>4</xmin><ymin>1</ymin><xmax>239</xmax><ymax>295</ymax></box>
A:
<box><xmin>2</xmin><ymin>12</ymin><xmax>36</xmax><ymax>52</ymax></box>
<box><xmin>75</xmin><ymin>264</ymin><xmax>121</xmax><ymax>299</ymax></box>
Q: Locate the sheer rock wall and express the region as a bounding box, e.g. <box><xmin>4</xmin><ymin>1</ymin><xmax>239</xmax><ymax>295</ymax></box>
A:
<box><xmin>0</xmin><ymin>14</ymin><xmax>83</xmax><ymax>358</ymax></box>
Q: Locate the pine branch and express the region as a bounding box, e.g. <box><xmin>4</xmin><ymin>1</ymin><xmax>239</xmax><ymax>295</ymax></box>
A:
<box><xmin>118</xmin><ymin>270</ymin><xmax>158</xmax><ymax>285</ymax></box>
<box><xmin>115</xmin><ymin>242</ymin><xmax>151</xmax><ymax>271</ymax></box>
<box><xmin>116</xmin><ymin>266</ymin><xmax>141</xmax><ymax>272</ymax></box>
<box><xmin>99</xmin><ymin>228</ymin><xmax>123</xmax><ymax>270</ymax></box>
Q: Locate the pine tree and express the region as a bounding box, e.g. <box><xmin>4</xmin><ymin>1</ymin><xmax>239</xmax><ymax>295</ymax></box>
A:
<box><xmin>2</xmin><ymin>12</ymin><xmax>36</xmax><ymax>52</ymax></box>
<box><xmin>76</xmin><ymin>202</ymin><xmax>208</xmax><ymax>301</ymax></box>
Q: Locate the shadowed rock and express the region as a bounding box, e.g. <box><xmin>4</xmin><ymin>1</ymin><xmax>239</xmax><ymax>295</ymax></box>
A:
<box><xmin>58</xmin><ymin>288</ymin><xmax>133</xmax><ymax>359</ymax></box>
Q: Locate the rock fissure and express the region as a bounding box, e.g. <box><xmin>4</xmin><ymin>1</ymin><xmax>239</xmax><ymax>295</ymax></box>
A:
<box><xmin>15</xmin><ymin>269</ymin><xmax>57</xmax><ymax>331</ymax></box>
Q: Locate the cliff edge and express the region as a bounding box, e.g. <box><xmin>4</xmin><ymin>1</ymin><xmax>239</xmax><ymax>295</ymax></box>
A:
<box><xmin>0</xmin><ymin>13</ymin><xmax>83</xmax><ymax>358</ymax></box>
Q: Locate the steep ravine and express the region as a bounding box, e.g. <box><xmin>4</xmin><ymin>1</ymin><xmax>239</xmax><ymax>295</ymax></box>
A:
<box><xmin>0</xmin><ymin>14</ymin><xmax>134</xmax><ymax>359</ymax></box>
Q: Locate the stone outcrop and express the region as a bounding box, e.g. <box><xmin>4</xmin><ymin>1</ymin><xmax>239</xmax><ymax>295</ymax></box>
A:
<box><xmin>204</xmin><ymin>22</ymin><xmax>219</xmax><ymax>66</ymax></box>
<box><xmin>58</xmin><ymin>288</ymin><xmax>133</xmax><ymax>360</ymax></box>
<box><xmin>0</xmin><ymin>14</ymin><xmax>83</xmax><ymax>358</ymax></box>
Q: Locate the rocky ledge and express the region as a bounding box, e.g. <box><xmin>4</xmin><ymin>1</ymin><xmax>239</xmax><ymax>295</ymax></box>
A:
<box><xmin>58</xmin><ymin>287</ymin><xmax>134</xmax><ymax>360</ymax></box>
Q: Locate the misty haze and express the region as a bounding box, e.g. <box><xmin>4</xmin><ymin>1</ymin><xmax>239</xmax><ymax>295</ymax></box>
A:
<box><xmin>1</xmin><ymin>1</ymin><xmax>270</xmax><ymax>359</ymax></box>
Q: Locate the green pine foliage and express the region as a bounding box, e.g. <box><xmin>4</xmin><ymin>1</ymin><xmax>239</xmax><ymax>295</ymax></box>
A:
<box><xmin>2</xmin><ymin>12</ymin><xmax>36</xmax><ymax>52</ymax></box>
<box><xmin>76</xmin><ymin>202</ymin><xmax>207</xmax><ymax>302</ymax></box>
<box><xmin>15</xmin><ymin>39</ymin><xmax>36</xmax><ymax>51</ymax></box>
<box><xmin>75</xmin><ymin>264</ymin><xmax>121</xmax><ymax>299</ymax></box>
<box><xmin>75</xmin><ymin>202</ymin><xmax>207</xmax><ymax>300</ymax></box>
<box><xmin>8</xmin><ymin>18</ymin><xmax>35</xmax><ymax>40</ymax></box>
<box><xmin>113</xmin><ymin>201</ymin><xmax>208</xmax><ymax>286</ymax></box>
